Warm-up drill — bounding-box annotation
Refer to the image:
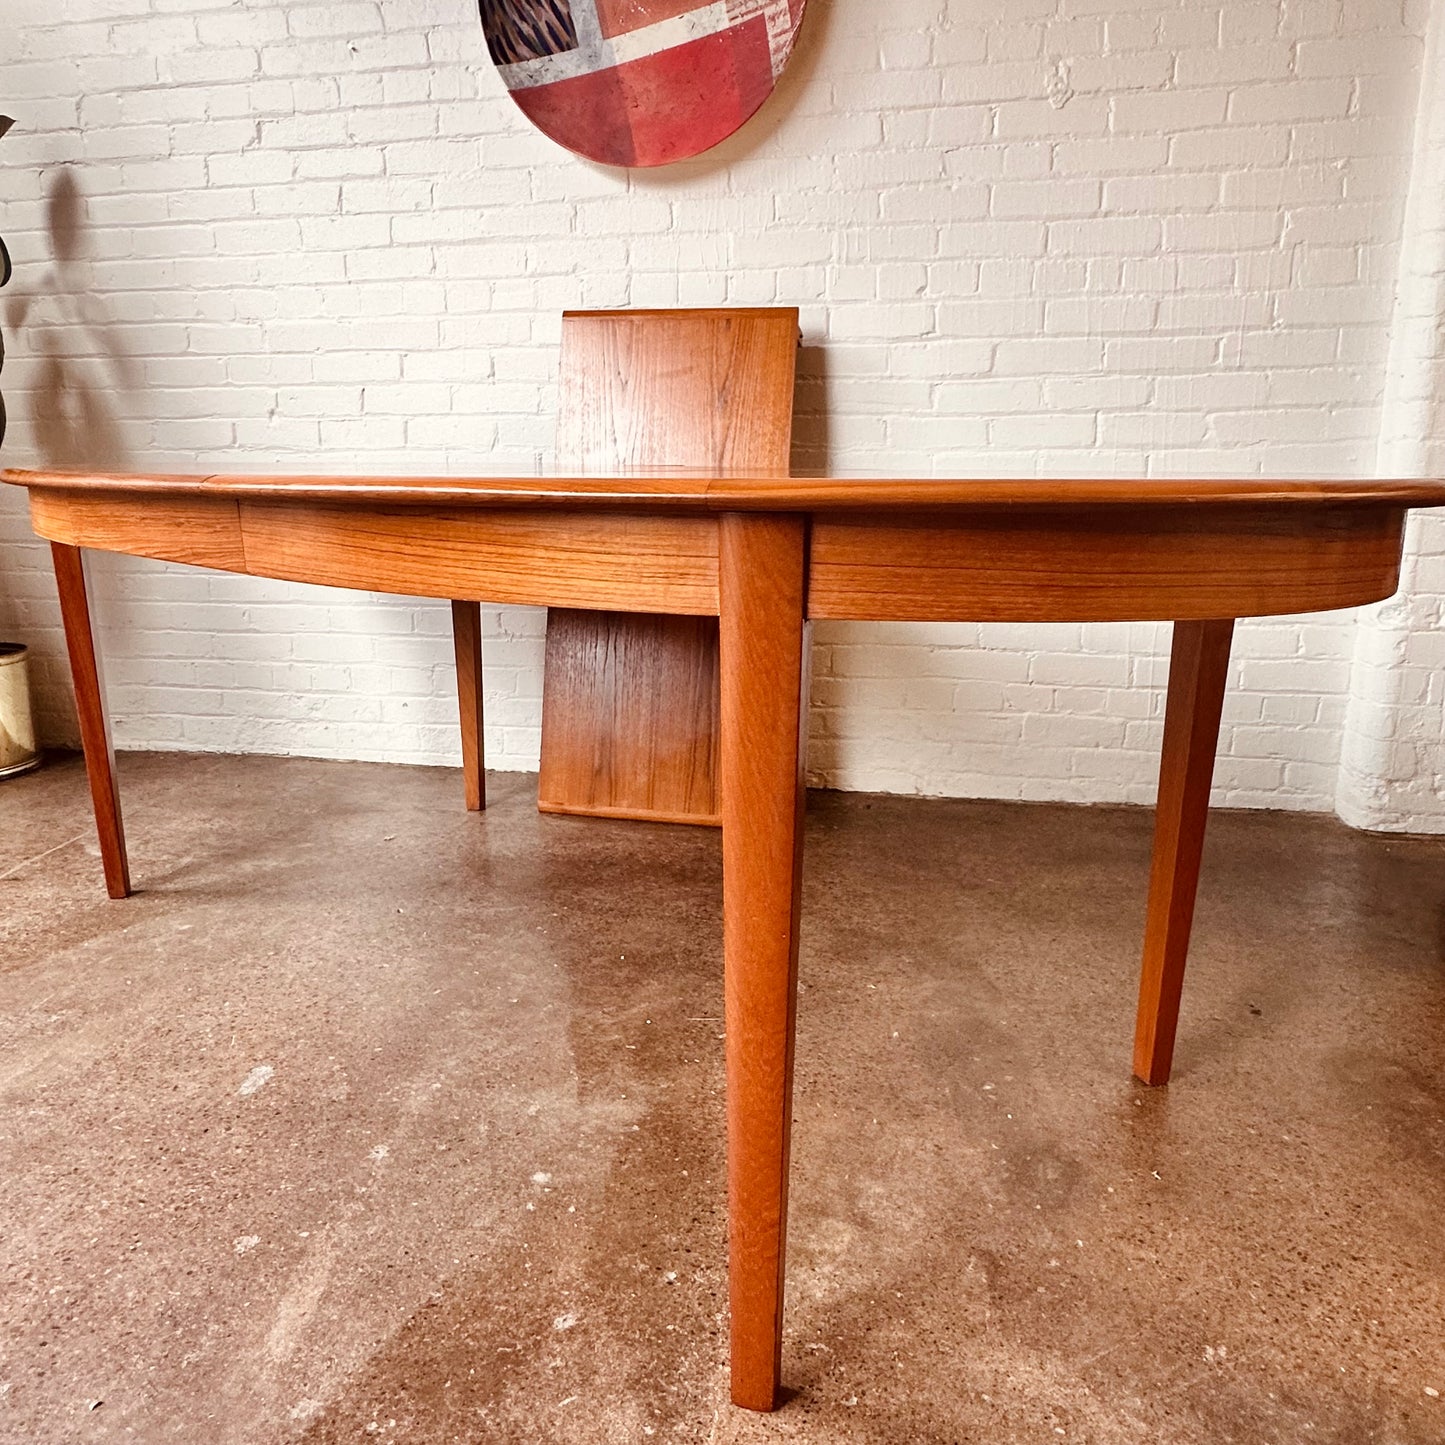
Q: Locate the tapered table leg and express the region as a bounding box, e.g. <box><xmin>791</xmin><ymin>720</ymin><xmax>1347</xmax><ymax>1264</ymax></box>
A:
<box><xmin>50</xmin><ymin>543</ymin><xmax>130</xmax><ymax>899</ymax></box>
<box><xmin>1133</xmin><ymin>618</ymin><xmax>1235</xmax><ymax>1086</ymax></box>
<box><xmin>719</xmin><ymin>513</ymin><xmax>809</xmax><ymax>1413</ymax></box>
<box><xmin>450</xmin><ymin>600</ymin><xmax>485</xmax><ymax>812</ymax></box>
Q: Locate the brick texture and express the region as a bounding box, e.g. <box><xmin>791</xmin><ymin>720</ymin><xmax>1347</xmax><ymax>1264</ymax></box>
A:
<box><xmin>0</xmin><ymin>0</ymin><xmax>1440</xmax><ymax>828</ymax></box>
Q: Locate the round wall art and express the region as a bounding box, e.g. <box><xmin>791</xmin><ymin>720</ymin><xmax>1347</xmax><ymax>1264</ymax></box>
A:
<box><xmin>479</xmin><ymin>0</ymin><xmax>808</xmax><ymax>168</ymax></box>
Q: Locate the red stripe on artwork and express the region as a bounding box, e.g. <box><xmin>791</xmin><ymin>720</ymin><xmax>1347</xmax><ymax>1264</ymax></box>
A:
<box><xmin>627</xmin><ymin>21</ymin><xmax>774</xmax><ymax>164</ymax></box>
<box><xmin>510</xmin><ymin>18</ymin><xmax>774</xmax><ymax>167</ymax></box>
<box><xmin>512</xmin><ymin>61</ymin><xmax>637</xmax><ymax>165</ymax></box>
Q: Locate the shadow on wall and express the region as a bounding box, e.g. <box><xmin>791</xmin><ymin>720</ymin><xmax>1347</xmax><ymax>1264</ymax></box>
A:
<box><xmin>6</xmin><ymin>166</ymin><xmax>137</xmax><ymax>470</ymax></box>
<box><xmin>1</xmin><ymin>163</ymin><xmax>143</xmax><ymax>749</ymax></box>
<box><xmin>792</xmin><ymin>342</ymin><xmax>829</xmax><ymax>472</ymax></box>
<box><xmin>0</xmin><ymin>115</ymin><xmax>13</xmax><ymax>451</ymax></box>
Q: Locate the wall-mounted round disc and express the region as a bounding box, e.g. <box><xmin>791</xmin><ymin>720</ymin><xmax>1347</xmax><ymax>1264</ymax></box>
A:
<box><xmin>480</xmin><ymin>0</ymin><xmax>807</xmax><ymax>168</ymax></box>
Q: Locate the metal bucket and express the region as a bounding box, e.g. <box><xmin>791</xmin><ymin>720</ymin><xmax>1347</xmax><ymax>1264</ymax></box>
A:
<box><xmin>0</xmin><ymin>643</ymin><xmax>41</xmax><ymax>778</ymax></box>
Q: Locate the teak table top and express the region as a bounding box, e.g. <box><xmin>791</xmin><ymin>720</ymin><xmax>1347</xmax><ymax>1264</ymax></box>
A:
<box><xmin>7</xmin><ymin>465</ymin><xmax>1445</xmax><ymax>511</ymax></box>
<box><xmin>5</xmin><ymin>463</ymin><xmax>1445</xmax><ymax>1413</ymax></box>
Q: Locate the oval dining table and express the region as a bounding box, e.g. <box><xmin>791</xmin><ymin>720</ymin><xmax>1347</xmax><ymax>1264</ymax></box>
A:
<box><xmin>5</xmin><ymin>463</ymin><xmax>1443</xmax><ymax>1411</ymax></box>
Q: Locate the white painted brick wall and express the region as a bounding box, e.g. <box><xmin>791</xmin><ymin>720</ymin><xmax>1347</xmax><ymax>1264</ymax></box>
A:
<box><xmin>1338</xmin><ymin>5</ymin><xmax>1445</xmax><ymax>831</ymax></box>
<box><xmin>0</xmin><ymin>0</ymin><xmax>1441</xmax><ymax>826</ymax></box>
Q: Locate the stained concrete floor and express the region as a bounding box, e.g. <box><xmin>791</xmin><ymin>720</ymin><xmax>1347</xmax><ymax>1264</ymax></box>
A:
<box><xmin>1</xmin><ymin>753</ymin><xmax>1443</xmax><ymax>1445</ymax></box>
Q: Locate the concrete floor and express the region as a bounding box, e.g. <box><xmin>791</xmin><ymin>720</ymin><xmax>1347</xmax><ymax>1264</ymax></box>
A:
<box><xmin>1</xmin><ymin>754</ymin><xmax>1443</xmax><ymax>1445</ymax></box>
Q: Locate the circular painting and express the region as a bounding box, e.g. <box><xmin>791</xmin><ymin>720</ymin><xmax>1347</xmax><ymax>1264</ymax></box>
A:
<box><xmin>479</xmin><ymin>0</ymin><xmax>807</xmax><ymax>168</ymax></box>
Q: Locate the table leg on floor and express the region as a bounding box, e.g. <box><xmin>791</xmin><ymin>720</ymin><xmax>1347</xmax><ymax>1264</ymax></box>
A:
<box><xmin>719</xmin><ymin>513</ymin><xmax>809</xmax><ymax>1413</ymax></box>
<box><xmin>50</xmin><ymin>542</ymin><xmax>130</xmax><ymax>899</ymax></box>
<box><xmin>450</xmin><ymin>600</ymin><xmax>485</xmax><ymax>812</ymax></box>
<box><xmin>1133</xmin><ymin>618</ymin><xmax>1235</xmax><ymax>1086</ymax></box>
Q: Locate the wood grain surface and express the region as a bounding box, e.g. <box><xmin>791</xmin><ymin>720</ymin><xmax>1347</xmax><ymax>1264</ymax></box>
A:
<box><xmin>31</xmin><ymin>488</ymin><xmax>246</xmax><ymax>571</ymax></box>
<box><xmin>538</xmin><ymin>610</ymin><xmax>721</xmax><ymax>824</ymax></box>
<box><xmin>50</xmin><ymin>543</ymin><xmax>131</xmax><ymax>899</ymax></box>
<box><xmin>554</xmin><ymin>309</ymin><xmax>799</xmax><ymax>474</ymax></box>
<box><xmin>12</xmin><ymin>467</ymin><xmax>1445</xmax><ymax>512</ymax></box>
<box><xmin>237</xmin><ymin>502</ymin><xmax>721</xmax><ymax>614</ymax></box>
<box><xmin>11</xmin><ymin>466</ymin><xmax>722</xmax><ymax>509</ymax></box>
<box><xmin>450</xmin><ymin>600</ymin><xmax>486</xmax><ymax>812</ymax></box>
<box><xmin>1133</xmin><ymin>620</ymin><xmax>1236</xmax><ymax>1086</ymax></box>
<box><xmin>541</xmin><ymin>307</ymin><xmax>798</xmax><ymax>824</ymax></box>
<box><xmin>706</xmin><ymin>474</ymin><xmax>1445</xmax><ymax>510</ymax></box>
<box><xmin>808</xmin><ymin>506</ymin><xmax>1408</xmax><ymax>622</ymax></box>
<box><xmin>27</xmin><ymin>487</ymin><xmax>723</xmax><ymax>612</ymax></box>
<box><xmin>719</xmin><ymin>513</ymin><xmax>809</xmax><ymax>1412</ymax></box>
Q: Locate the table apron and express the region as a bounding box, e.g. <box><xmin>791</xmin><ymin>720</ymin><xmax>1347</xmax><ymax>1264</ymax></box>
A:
<box><xmin>806</xmin><ymin>505</ymin><xmax>1408</xmax><ymax>622</ymax></box>
<box><xmin>30</xmin><ymin>489</ymin><xmax>1411</xmax><ymax>625</ymax></box>
<box><xmin>29</xmin><ymin>489</ymin><xmax>722</xmax><ymax>616</ymax></box>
